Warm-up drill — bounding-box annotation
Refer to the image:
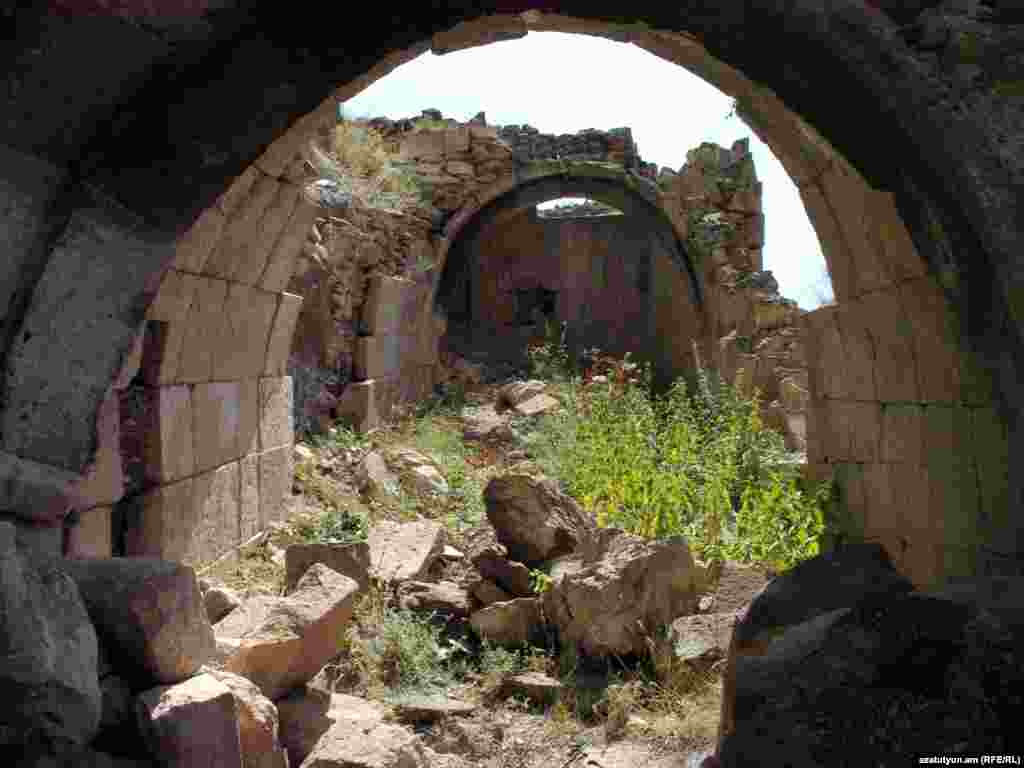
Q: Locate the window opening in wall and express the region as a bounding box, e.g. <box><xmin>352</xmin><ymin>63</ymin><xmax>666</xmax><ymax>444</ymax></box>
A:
<box><xmin>536</xmin><ymin>197</ymin><xmax>624</xmax><ymax>219</ymax></box>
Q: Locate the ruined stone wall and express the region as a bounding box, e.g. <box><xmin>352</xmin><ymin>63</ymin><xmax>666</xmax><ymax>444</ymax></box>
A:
<box><xmin>105</xmin><ymin>164</ymin><xmax>315</xmax><ymax>566</ymax></box>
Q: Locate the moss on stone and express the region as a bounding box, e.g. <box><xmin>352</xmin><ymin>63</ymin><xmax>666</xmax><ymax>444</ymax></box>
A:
<box><xmin>992</xmin><ymin>79</ymin><xmax>1024</xmax><ymax>100</ymax></box>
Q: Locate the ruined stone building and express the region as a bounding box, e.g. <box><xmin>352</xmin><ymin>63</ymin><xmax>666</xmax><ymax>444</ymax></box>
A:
<box><xmin>1</xmin><ymin>2</ymin><xmax>1021</xmax><ymax>764</ymax></box>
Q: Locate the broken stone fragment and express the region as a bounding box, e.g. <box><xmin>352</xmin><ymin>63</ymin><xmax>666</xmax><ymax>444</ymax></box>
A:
<box><xmin>367</xmin><ymin>519</ymin><xmax>446</xmax><ymax>583</ymax></box>
<box><xmin>469</xmin><ymin>597</ymin><xmax>544</xmax><ymax>648</ymax></box>
<box><xmin>54</xmin><ymin>555</ymin><xmax>215</xmax><ymax>686</ymax></box>
<box><xmin>204</xmin><ymin>585</ymin><xmax>243</xmax><ymax>624</ymax></box>
<box><xmin>135</xmin><ymin>672</ymin><xmax>243</xmax><ymax>768</ymax></box>
<box><xmin>215</xmin><ymin>563</ymin><xmax>360</xmax><ymax>700</ymax></box>
<box><xmin>397</xmin><ymin>580</ymin><xmax>472</xmax><ymax>619</ymax></box>
<box><xmin>205</xmin><ymin>668</ymin><xmax>288</xmax><ymax>768</ymax></box>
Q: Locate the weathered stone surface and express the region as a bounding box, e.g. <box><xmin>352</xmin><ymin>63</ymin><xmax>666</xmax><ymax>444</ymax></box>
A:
<box><xmin>0</xmin><ymin>523</ymin><xmax>101</xmax><ymax>747</ymax></box>
<box><xmin>205</xmin><ymin>668</ymin><xmax>288</xmax><ymax>768</ymax></box>
<box><xmin>512</xmin><ymin>393</ymin><xmax>559</xmax><ymax>417</ymax></box>
<box><xmin>67</xmin><ymin>505</ymin><xmax>113</xmax><ymax>558</ymax></box>
<box><xmin>469</xmin><ymin>597</ymin><xmax>544</xmax><ymax>648</ymax></box>
<box><xmin>386</xmin><ymin>447</ymin><xmax>449</xmax><ymax>495</ymax></box>
<box><xmin>301</xmin><ymin>716</ymin><xmax>429</xmax><ymax>768</ymax></box>
<box><xmin>215</xmin><ymin>563</ymin><xmax>359</xmax><ymax>700</ymax></box>
<box><xmin>542</xmin><ymin>529</ymin><xmax>699</xmax><ymax>658</ymax></box>
<box><xmin>397</xmin><ymin>580</ymin><xmax>471</xmax><ymax>619</ymax></box>
<box><xmin>704</xmin><ymin>561</ymin><xmax>771</xmax><ymax>615</ymax></box>
<box><xmin>259</xmin><ymin>446</ymin><xmax>293</xmax><ymax>529</ymax></box>
<box><xmin>143</xmin><ymin>385</ymin><xmax>194</xmax><ymax>484</ymax></box>
<box><xmin>135</xmin><ymin>673</ymin><xmax>243</xmax><ymax>768</ymax></box>
<box><xmin>719</xmin><ymin>591</ymin><xmax>1024</xmax><ymax>765</ymax></box>
<box><xmin>501</xmin><ymin>672</ymin><xmax>562</xmax><ymax>706</ymax></box>
<box><xmin>56</xmin><ymin>556</ymin><xmax>214</xmax><ymax>686</ymax></box>
<box><xmin>461</xmin><ymin>404</ymin><xmax>514</xmax><ymax>442</ymax></box>
<box><xmin>284</xmin><ymin>541</ymin><xmax>371</xmax><ymax>593</ymax></box>
<box><xmin>258</xmin><ymin>377</ymin><xmax>294</xmax><ymax>451</ymax></box>
<box><xmin>472</xmin><ymin>545</ymin><xmax>534</xmax><ymax>597</ymax></box>
<box><xmin>392</xmin><ymin>696</ymin><xmax>476</xmax><ymax>723</ymax></box>
<box><xmin>367</xmin><ymin>519</ymin><xmax>446</xmax><ymax>583</ymax></box>
<box><xmin>470</xmin><ymin>578</ymin><xmax>514</xmax><ymax>606</ymax></box>
<box><xmin>277</xmin><ymin>690</ymin><xmax>386</xmax><ymax>767</ymax></box>
<box><xmin>667</xmin><ymin>612</ymin><xmax>737</xmax><ymax>667</ymax></box>
<box><xmin>496</xmin><ymin>379</ymin><xmax>546</xmax><ymax>408</ymax></box>
<box><xmin>355</xmin><ymin>451</ymin><xmax>399</xmax><ymax>501</ymax></box>
<box><xmin>483</xmin><ymin>474</ymin><xmax>593</xmax><ymax>565</ymax></box>
<box><xmin>205</xmin><ymin>585</ymin><xmax>243</xmax><ymax>624</ymax></box>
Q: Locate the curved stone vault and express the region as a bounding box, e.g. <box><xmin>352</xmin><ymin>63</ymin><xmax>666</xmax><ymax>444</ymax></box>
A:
<box><xmin>1</xmin><ymin>4</ymin><xmax>1020</xmax><ymax>602</ymax></box>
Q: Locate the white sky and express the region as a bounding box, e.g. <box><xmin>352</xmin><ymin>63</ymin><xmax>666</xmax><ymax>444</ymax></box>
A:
<box><xmin>343</xmin><ymin>32</ymin><xmax>832</xmax><ymax>309</ymax></box>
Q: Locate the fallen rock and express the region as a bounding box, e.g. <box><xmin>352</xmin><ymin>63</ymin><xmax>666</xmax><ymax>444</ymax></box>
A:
<box><xmin>52</xmin><ymin>556</ymin><xmax>214</xmax><ymax>686</ymax></box>
<box><xmin>284</xmin><ymin>541</ymin><xmax>370</xmax><ymax>593</ymax></box>
<box><xmin>397</xmin><ymin>581</ymin><xmax>472</xmax><ymax>619</ymax></box>
<box><xmin>718</xmin><ymin>543</ymin><xmax>916</xmax><ymax>749</ymax></box>
<box><xmin>512</xmin><ymin>393</ymin><xmax>559</xmax><ymax>417</ymax></box>
<box><xmin>469</xmin><ymin>598</ymin><xmax>544</xmax><ymax>648</ymax></box>
<box><xmin>472</xmin><ymin>545</ymin><xmax>534</xmax><ymax>597</ymax></box>
<box><xmin>542</xmin><ymin>529</ymin><xmax>699</xmax><ymax>658</ymax></box>
<box><xmin>386</xmin><ymin>448</ymin><xmax>449</xmax><ymax>496</ymax></box>
<box><xmin>205</xmin><ymin>669</ymin><xmax>288</xmax><ymax>768</ymax></box>
<box><xmin>666</xmin><ymin>612</ymin><xmax>738</xmax><ymax>669</ymax></box>
<box><xmin>496</xmin><ymin>380</ymin><xmax>546</xmax><ymax>408</ymax></box>
<box><xmin>483</xmin><ymin>474</ymin><xmax>593</xmax><ymax>565</ymax></box>
<box><xmin>392</xmin><ymin>696</ymin><xmax>477</xmax><ymax>723</ymax></box>
<box><xmin>501</xmin><ymin>673</ymin><xmax>562</xmax><ymax>706</ymax></box>
<box><xmin>0</xmin><ymin>522</ymin><xmax>101</xmax><ymax>747</ymax></box>
<box><xmin>277</xmin><ymin>690</ymin><xmax>385</xmax><ymax>766</ymax></box>
<box><xmin>440</xmin><ymin>545</ymin><xmax>464</xmax><ymax>561</ymax></box>
<box><xmin>470</xmin><ymin>579</ymin><xmax>514</xmax><ymax>607</ymax></box>
<box><xmin>719</xmin><ymin>591</ymin><xmax>1024</xmax><ymax>765</ymax></box>
<box><xmin>355</xmin><ymin>451</ymin><xmax>399</xmax><ymax>501</ymax></box>
<box><xmin>215</xmin><ymin>563</ymin><xmax>360</xmax><ymax>700</ymax></box>
<box><xmin>204</xmin><ymin>585</ymin><xmax>243</xmax><ymax>624</ymax></box>
<box><xmin>461</xmin><ymin>405</ymin><xmax>514</xmax><ymax>443</ymax></box>
<box><xmin>302</xmin><ymin>717</ymin><xmax>429</xmax><ymax>768</ymax></box>
<box><xmin>135</xmin><ymin>673</ymin><xmax>243</xmax><ymax>768</ymax></box>
<box><xmin>368</xmin><ymin>519</ymin><xmax>446</xmax><ymax>583</ymax></box>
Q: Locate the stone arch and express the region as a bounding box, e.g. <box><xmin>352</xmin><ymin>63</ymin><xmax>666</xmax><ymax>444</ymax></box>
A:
<box><xmin>433</xmin><ymin>167</ymin><xmax>704</xmax><ymax>382</ymax></box>
<box><xmin>0</xmin><ymin>4</ymin><xmax>1017</xmax><ymax>587</ymax></box>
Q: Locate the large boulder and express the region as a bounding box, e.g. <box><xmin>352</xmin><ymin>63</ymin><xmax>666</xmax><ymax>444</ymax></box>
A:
<box><xmin>215</xmin><ymin>563</ymin><xmax>360</xmax><ymax>700</ymax></box>
<box><xmin>469</xmin><ymin>598</ymin><xmax>544</xmax><ymax>648</ymax></box>
<box><xmin>285</xmin><ymin>541</ymin><xmax>370</xmax><ymax>593</ymax></box>
<box><xmin>718</xmin><ymin>590</ymin><xmax>1024</xmax><ymax>766</ymax></box>
<box><xmin>135</xmin><ymin>673</ymin><xmax>243</xmax><ymax>768</ymax></box>
<box><xmin>0</xmin><ymin>522</ymin><xmax>102</xmax><ymax>747</ymax></box>
<box><xmin>55</xmin><ymin>556</ymin><xmax>215</xmax><ymax>685</ymax></box>
<box><xmin>483</xmin><ymin>474</ymin><xmax>593</xmax><ymax>565</ymax></box>
<box><xmin>367</xmin><ymin>520</ymin><xmax>446</xmax><ymax>583</ymax></box>
<box><xmin>542</xmin><ymin>529</ymin><xmax>700</xmax><ymax>658</ymax></box>
<box><xmin>205</xmin><ymin>669</ymin><xmax>288</xmax><ymax>768</ymax></box>
<box><xmin>718</xmin><ymin>543</ymin><xmax>914</xmax><ymax>744</ymax></box>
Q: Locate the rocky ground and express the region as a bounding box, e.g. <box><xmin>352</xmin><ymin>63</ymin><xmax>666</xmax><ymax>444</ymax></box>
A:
<box><xmin>193</xmin><ymin>370</ymin><xmax>766</xmax><ymax>768</ymax></box>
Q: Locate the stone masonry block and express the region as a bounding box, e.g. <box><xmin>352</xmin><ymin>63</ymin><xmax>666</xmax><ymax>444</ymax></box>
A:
<box><xmin>127</xmin><ymin>479</ymin><xmax>195</xmax><ymax>562</ymax></box>
<box><xmin>337</xmin><ymin>379</ymin><xmax>389</xmax><ymax>433</ymax></box>
<box><xmin>264</xmin><ymin>293</ymin><xmax>303</xmax><ymax>377</ymax></box>
<box><xmin>240</xmin><ymin>454</ymin><xmax>260</xmax><ymax>542</ymax></box>
<box><xmin>867</xmin><ymin>190</ymin><xmax>926</xmax><ymax>282</ymax></box>
<box><xmin>260</xmin><ymin>198</ymin><xmax>319</xmax><ymax>293</ymax></box>
<box><xmin>360</xmin><ymin>275</ymin><xmax>416</xmax><ymax>335</ymax></box>
<box><xmin>176</xmin><ymin>276</ymin><xmax>229</xmax><ymax>384</ymax></box>
<box><xmin>216</xmin><ymin>166</ymin><xmax>260</xmax><ymax>218</ymax></box>
<box><xmin>234</xmin><ymin>182</ymin><xmax>300</xmax><ymax>286</ymax></box>
<box><xmin>192</xmin><ymin>382</ymin><xmax>244</xmax><ymax>473</ymax></box>
<box><xmin>259</xmin><ymin>447</ymin><xmax>292</xmax><ymax>529</ymax></box>
<box><xmin>68</xmin><ymin>505</ymin><xmax>112</xmax><ymax>558</ymax></box>
<box><xmin>259</xmin><ymin>377</ymin><xmax>294</xmax><ymax>451</ymax></box>
<box><xmin>800</xmin><ymin>183</ymin><xmax>853</xmax><ymax>302</ymax></box>
<box><xmin>830</xmin><ymin>462</ymin><xmax>867</xmax><ymax>541</ymax></box>
<box><xmin>971</xmin><ymin>407</ymin><xmax>1010</xmax><ymax>543</ymax></box>
<box><xmin>204</xmin><ymin>173</ymin><xmax>280</xmax><ymax>281</ymax></box>
<box><xmin>899</xmin><ymin>277</ymin><xmax>961</xmax><ymax>403</ymax></box>
<box><xmin>399</xmin><ymin>131</ymin><xmax>446</xmax><ymax>161</ymax></box>
<box><xmin>848</xmin><ymin>401</ymin><xmax>882</xmax><ymax>463</ymax></box>
<box><xmin>173</xmin><ymin>206</ymin><xmax>226</xmax><ymax>274</ymax></box>
<box><xmin>859</xmin><ymin>287</ymin><xmax>918</xmax><ymax>402</ymax></box>
<box><xmin>143</xmin><ymin>385</ymin><xmax>194</xmax><ymax>485</ymax></box>
<box><xmin>921</xmin><ymin>404</ymin><xmax>972</xmax><ymax>471</ymax></box>
<box><xmin>354</xmin><ymin>335</ymin><xmax>403</xmax><ymax>380</ymax></box>
<box><xmin>820</xmin><ymin>162</ymin><xmax>888</xmax><ymax>295</ymax></box>
<box><xmin>880</xmin><ymin>403</ymin><xmax>924</xmax><ymax>465</ymax></box>
<box><xmin>211</xmin><ymin>283</ymin><xmax>278</xmax><ymax>382</ymax></box>
<box><xmin>802</xmin><ymin>305</ymin><xmax>844</xmax><ymax>400</ymax></box>
<box><xmin>432</xmin><ymin>14</ymin><xmax>527</xmax><ymax>55</ymax></box>
<box><xmin>239</xmin><ymin>378</ymin><xmax>259</xmax><ymax>458</ymax></box>
<box><xmin>142</xmin><ymin>278</ymin><xmax>201</xmax><ymax>386</ymax></box>
<box><xmin>837</xmin><ymin>301</ymin><xmax>876</xmax><ymax>402</ymax></box>
<box><xmin>72</xmin><ymin>389</ymin><xmax>124</xmax><ymax>510</ymax></box>
<box><xmin>191</xmin><ymin>462</ymin><xmax>241</xmax><ymax>565</ymax></box>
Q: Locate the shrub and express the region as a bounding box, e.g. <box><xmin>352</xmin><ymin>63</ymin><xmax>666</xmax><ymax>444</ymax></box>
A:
<box><xmin>541</xmin><ymin>355</ymin><xmax>829</xmax><ymax>570</ymax></box>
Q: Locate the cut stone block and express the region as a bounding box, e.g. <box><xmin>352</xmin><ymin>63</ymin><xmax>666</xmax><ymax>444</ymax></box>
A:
<box><xmin>56</xmin><ymin>556</ymin><xmax>215</xmax><ymax>685</ymax></box>
<box><xmin>259</xmin><ymin>377</ymin><xmax>294</xmax><ymax>451</ymax></box>
<box><xmin>176</xmin><ymin>276</ymin><xmax>229</xmax><ymax>384</ymax></box>
<box><xmin>259</xmin><ymin>447</ymin><xmax>293</xmax><ymax>529</ymax></box>
<box><xmin>68</xmin><ymin>505</ymin><xmax>113</xmax><ymax>559</ymax></box>
<box><xmin>284</xmin><ymin>541</ymin><xmax>371</xmax><ymax>594</ymax></box>
<box><xmin>136</xmin><ymin>673</ymin><xmax>243</xmax><ymax>768</ymax></box>
<box><xmin>367</xmin><ymin>519</ymin><xmax>446</xmax><ymax>583</ymax></box>
<box><xmin>143</xmin><ymin>385</ymin><xmax>194</xmax><ymax>484</ymax></box>
<box><xmin>192</xmin><ymin>381</ymin><xmax>244</xmax><ymax>473</ymax></box>
<box><xmin>264</xmin><ymin>293</ymin><xmax>303</xmax><ymax>377</ymax></box>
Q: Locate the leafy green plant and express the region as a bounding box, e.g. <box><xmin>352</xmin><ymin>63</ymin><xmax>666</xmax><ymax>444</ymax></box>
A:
<box><xmin>314</xmin><ymin>506</ymin><xmax>369</xmax><ymax>544</ymax></box>
<box><xmin>529</xmin><ymin>568</ymin><xmax>553</xmax><ymax>594</ymax></box>
<box><xmin>360</xmin><ymin>609</ymin><xmax>467</xmax><ymax>695</ymax></box>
